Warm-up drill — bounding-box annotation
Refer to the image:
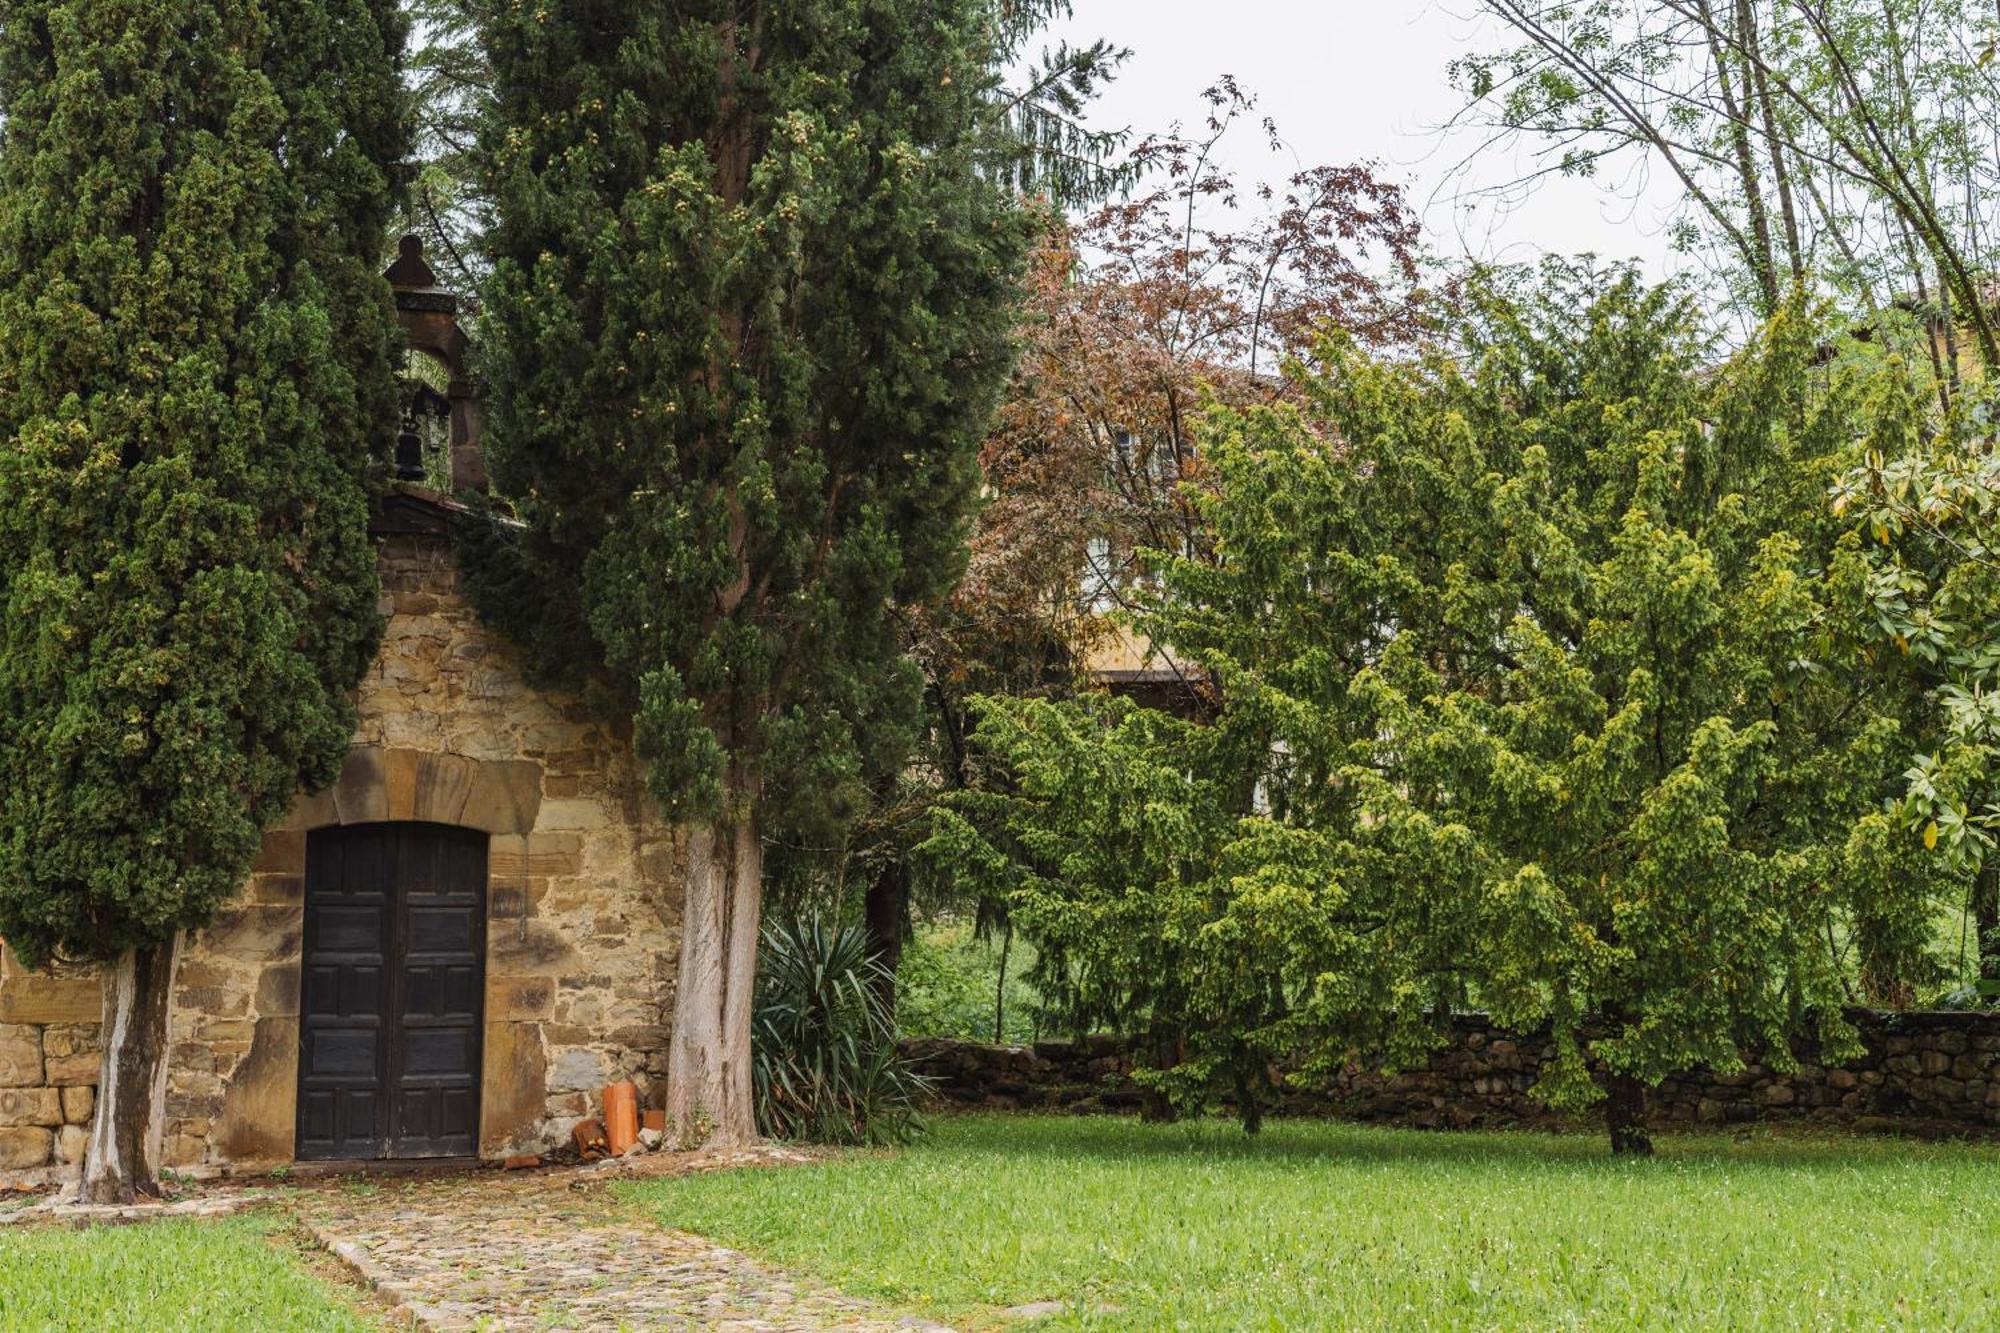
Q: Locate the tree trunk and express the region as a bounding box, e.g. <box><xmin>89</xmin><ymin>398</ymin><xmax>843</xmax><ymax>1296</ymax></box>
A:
<box><xmin>1709</xmin><ymin>0</ymin><xmax>1779</xmax><ymax>314</ymax></box>
<box><xmin>1859</xmin><ymin>947</ymin><xmax>1915</xmax><ymax>1010</ymax></box>
<box><xmin>1739</xmin><ymin>0</ymin><xmax>1804</xmax><ymax>286</ymax></box>
<box><xmin>992</xmin><ymin>922</ymin><xmax>1011</xmax><ymax>1044</ymax></box>
<box><xmin>862</xmin><ymin>855</ymin><xmax>906</xmax><ymax>1016</ymax></box>
<box><xmin>80</xmin><ymin>937</ymin><xmax>180</xmax><ymax>1204</ymax></box>
<box><xmin>1232</xmin><ymin>1056</ymin><xmax>1268</xmax><ymax>1136</ymax></box>
<box><xmin>1138</xmin><ymin>1025</ymin><xmax>1181</xmax><ymax>1123</ymax></box>
<box><xmin>665</xmin><ymin>816</ymin><xmax>762</xmax><ymax>1147</ymax></box>
<box><xmin>1604</xmin><ymin>1071</ymin><xmax>1654</xmax><ymax>1156</ymax></box>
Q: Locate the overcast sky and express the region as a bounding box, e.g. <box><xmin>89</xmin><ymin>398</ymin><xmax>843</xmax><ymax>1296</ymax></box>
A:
<box><xmin>1053</xmin><ymin>0</ymin><xmax>1690</xmax><ymax>276</ymax></box>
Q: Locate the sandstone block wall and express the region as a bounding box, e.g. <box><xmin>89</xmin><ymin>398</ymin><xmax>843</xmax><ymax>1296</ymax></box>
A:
<box><xmin>0</xmin><ymin>947</ymin><xmax>100</xmax><ymax>1182</ymax></box>
<box><xmin>905</xmin><ymin>1010</ymin><xmax>2000</xmax><ymax>1135</ymax></box>
<box><xmin>0</xmin><ymin>516</ymin><xmax>684</xmax><ymax>1182</ymax></box>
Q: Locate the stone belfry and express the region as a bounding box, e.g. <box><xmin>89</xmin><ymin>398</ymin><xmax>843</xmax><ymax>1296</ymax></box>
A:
<box><xmin>386</xmin><ymin>235</ymin><xmax>486</xmax><ymax>493</ymax></box>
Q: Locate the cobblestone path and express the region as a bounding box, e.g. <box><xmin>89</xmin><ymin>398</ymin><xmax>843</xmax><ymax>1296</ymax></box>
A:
<box><xmin>290</xmin><ymin>1148</ymin><xmax>950</xmax><ymax>1332</ymax></box>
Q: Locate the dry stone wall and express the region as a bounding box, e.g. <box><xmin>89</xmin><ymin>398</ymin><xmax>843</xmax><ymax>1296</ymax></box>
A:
<box><xmin>905</xmin><ymin>1010</ymin><xmax>2000</xmax><ymax>1135</ymax></box>
<box><xmin>0</xmin><ymin>511</ymin><xmax>684</xmax><ymax>1183</ymax></box>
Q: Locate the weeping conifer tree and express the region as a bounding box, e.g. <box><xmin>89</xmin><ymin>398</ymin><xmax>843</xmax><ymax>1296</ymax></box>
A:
<box><xmin>0</xmin><ymin>0</ymin><xmax>406</xmax><ymax>1201</ymax></box>
<box><xmin>468</xmin><ymin>0</ymin><xmax>1029</xmax><ymax>1143</ymax></box>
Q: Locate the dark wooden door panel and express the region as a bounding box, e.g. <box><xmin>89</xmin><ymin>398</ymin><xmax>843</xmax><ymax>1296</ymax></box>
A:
<box><xmin>316</xmin><ymin>905</ymin><xmax>390</xmax><ymax>953</ymax></box>
<box><xmin>387</xmin><ymin>823</ymin><xmax>485</xmax><ymax>1158</ymax></box>
<box><xmin>297</xmin><ymin>825</ymin><xmax>392</xmax><ymax>1161</ymax></box>
<box><xmin>303</xmin><ymin>1026</ymin><xmax>382</xmax><ymax>1078</ymax></box>
<box><xmin>405</xmin><ymin>906</ymin><xmax>480</xmax><ymax>955</ymax></box>
<box><xmin>298</xmin><ymin>822</ymin><xmax>486</xmax><ymax>1162</ymax></box>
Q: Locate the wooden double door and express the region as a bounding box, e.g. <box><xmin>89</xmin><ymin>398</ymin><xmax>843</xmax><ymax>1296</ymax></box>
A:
<box><xmin>296</xmin><ymin>822</ymin><xmax>487</xmax><ymax>1161</ymax></box>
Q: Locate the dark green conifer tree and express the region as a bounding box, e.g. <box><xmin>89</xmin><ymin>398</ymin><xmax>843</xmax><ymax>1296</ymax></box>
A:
<box><xmin>468</xmin><ymin>0</ymin><xmax>1029</xmax><ymax>1142</ymax></box>
<box><xmin>0</xmin><ymin>0</ymin><xmax>406</xmax><ymax>1201</ymax></box>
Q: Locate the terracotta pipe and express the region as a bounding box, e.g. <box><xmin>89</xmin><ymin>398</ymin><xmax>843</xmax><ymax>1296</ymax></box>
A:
<box><xmin>603</xmin><ymin>1081</ymin><xmax>639</xmax><ymax>1156</ymax></box>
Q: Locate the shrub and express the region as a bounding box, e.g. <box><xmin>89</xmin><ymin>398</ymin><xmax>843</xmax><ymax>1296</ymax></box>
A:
<box><xmin>896</xmin><ymin>924</ymin><xmax>1041</xmax><ymax>1044</ymax></box>
<box><xmin>752</xmin><ymin>916</ymin><xmax>930</xmax><ymax>1145</ymax></box>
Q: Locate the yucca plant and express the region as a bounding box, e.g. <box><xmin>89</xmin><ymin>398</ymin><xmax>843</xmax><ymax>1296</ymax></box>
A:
<box><xmin>752</xmin><ymin>916</ymin><xmax>932</xmax><ymax>1145</ymax></box>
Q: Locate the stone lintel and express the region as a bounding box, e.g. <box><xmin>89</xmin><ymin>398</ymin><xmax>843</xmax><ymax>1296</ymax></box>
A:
<box><xmin>0</xmin><ymin>944</ymin><xmax>99</xmax><ymax>1025</ymax></box>
<box><xmin>281</xmin><ymin>747</ymin><xmax>542</xmax><ymax>837</ymax></box>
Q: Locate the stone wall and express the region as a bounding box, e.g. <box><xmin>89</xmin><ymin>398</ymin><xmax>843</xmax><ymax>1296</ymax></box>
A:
<box><xmin>327</xmin><ymin>525</ymin><xmax>684</xmax><ymax>1162</ymax></box>
<box><xmin>0</xmin><ymin>510</ymin><xmax>683</xmax><ymax>1183</ymax></box>
<box><xmin>904</xmin><ymin>1010</ymin><xmax>2000</xmax><ymax>1135</ymax></box>
<box><xmin>0</xmin><ymin>947</ymin><xmax>100</xmax><ymax>1180</ymax></box>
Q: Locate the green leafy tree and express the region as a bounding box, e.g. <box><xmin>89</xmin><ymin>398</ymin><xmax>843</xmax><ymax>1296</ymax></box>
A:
<box><xmin>0</xmin><ymin>0</ymin><xmax>406</xmax><ymax>1200</ymax></box>
<box><xmin>1459</xmin><ymin>0</ymin><xmax>2000</xmax><ymax>393</ymax></box>
<box><xmin>1334</xmin><ymin>273</ymin><xmax>1936</xmax><ymax>1150</ymax></box>
<box><xmin>855</xmin><ymin>90</ymin><xmax>1432</xmax><ymax>1020</ymax></box>
<box><xmin>935</xmin><ymin>266</ymin><xmax>1938</xmax><ymax>1150</ymax></box>
<box><xmin>1833</xmin><ymin>374</ymin><xmax>2000</xmax><ymax>993</ymax></box>
<box><xmin>467</xmin><ymin>0</ymin><xmax>1030</xmax><ymax>1144</ymax></box>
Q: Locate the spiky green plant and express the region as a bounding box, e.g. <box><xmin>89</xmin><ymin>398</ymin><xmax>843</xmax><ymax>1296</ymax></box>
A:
<box><xmin>752</xmin><ymin>916</ymin><xmax>930</xmax><ymax>1145</ymax></box>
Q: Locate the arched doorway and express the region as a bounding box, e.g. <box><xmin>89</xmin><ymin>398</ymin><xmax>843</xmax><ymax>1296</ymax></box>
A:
<box><xmin>296</xmin><ymin>822</ymin><xmax>487</xmax><ymax>1160</ymax></box>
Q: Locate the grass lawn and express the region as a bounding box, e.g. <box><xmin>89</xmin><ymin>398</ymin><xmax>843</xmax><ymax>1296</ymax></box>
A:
<box><xmin>0</xmin><ymin>1210</ymin><xmax>378</xmax><ymax>1330</ymax></box>
<box><xmin>622</xmin><ymin>1113</ymin><xmax>2000</xmax><ymax>1330</ymax></box>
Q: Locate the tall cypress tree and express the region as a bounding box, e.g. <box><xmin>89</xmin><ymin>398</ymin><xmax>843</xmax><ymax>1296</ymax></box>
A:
<box><xmin>469</xmin><ymin>0</ymin><xmax>1028</xmax><ymax>1141</ymax></box>
<box><xmin>0</xmin><ymin>0</ymin><xmax>406</xmax><ymax>1201</ymax></box>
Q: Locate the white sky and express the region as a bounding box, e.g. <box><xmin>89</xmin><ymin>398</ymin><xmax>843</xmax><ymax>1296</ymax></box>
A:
<box><xmin>1056</xmin><ymin>0</ymin><xmax>1690</xmax><ymax>276</ymax></box>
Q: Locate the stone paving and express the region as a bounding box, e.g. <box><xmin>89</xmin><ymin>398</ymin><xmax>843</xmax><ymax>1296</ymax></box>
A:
<box><xmin>287</xmin><ymin>1147</ymin><xmax>953</xmax><ymax>1332</ymax></box>
<box><xmin>0</xmin><ymin>1190</ymin><xmax>263</xmax><ymax>1227</ymax></box>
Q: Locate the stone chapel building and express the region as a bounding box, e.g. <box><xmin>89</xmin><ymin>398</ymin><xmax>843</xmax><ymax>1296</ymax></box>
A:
<box><xmin>0</xmin><ymin>241</ymin><xmax>684</xmax><ymax>1182</ymax></box>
